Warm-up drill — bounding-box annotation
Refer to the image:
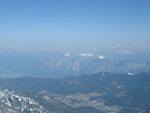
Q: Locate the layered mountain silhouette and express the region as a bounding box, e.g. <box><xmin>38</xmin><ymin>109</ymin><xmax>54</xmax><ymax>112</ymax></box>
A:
<box><xmin>0</xmin><ymin>72</ymin><xmax>150</xmax><ymax>112</ymax></box>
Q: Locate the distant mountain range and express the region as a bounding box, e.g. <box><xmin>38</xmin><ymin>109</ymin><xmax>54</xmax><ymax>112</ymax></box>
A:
<box><xmin>0</xmin><ymin>72</ymin><xmax>150</xmax><ymax>113</ymax></box>
<box><xmin>0</xmin><ymin>50</ymin><xmax>150</xmax><ymax>78</ymax></box>
<box><xmin>0</xmin><ymin>49</ymin><xmax>150</xmax><ymax>112</ymax></box>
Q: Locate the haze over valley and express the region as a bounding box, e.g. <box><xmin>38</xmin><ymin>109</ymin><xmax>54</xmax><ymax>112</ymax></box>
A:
<box><xmin>0</xmin><ymin>48</ymin><xmax>150</xmax><ymax>78</ymax></box>
<box><xmin>0</xmin><ymin>0</ymin><xmax>150</xmax><ymax>112</ymax></box>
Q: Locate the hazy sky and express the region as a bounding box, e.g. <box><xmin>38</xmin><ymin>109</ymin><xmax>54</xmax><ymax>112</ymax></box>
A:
<box><xmin>0</xmin><ymin>0</ymin><xmax>150</xmax><ymax>49</ymax></box>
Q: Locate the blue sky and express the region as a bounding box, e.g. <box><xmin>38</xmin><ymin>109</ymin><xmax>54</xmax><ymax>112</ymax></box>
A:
<box><xmin>0</xmin><ymin>0</ymin><xmax>150</xmax><ymax>49</ymax></box>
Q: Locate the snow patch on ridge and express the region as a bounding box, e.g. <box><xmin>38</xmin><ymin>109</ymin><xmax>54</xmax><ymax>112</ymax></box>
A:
<box><xmin>98</xmin><ymin>55</ymin><xmax>105</xmax><ymax>59</ymax></box>
<box><xmin>128</xmin><ymin>73</ymin><xmax>135</xmax><ymax>76</ymax></box>
<box><xmin>80</xmin><ymin>53</ymin><xmax>93</xmax><ymax>57</ymax></box>
<box><xmin>64</xmin><ymin>53</ymin><xmax>71</xmax><ymax>57</ymax></box>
